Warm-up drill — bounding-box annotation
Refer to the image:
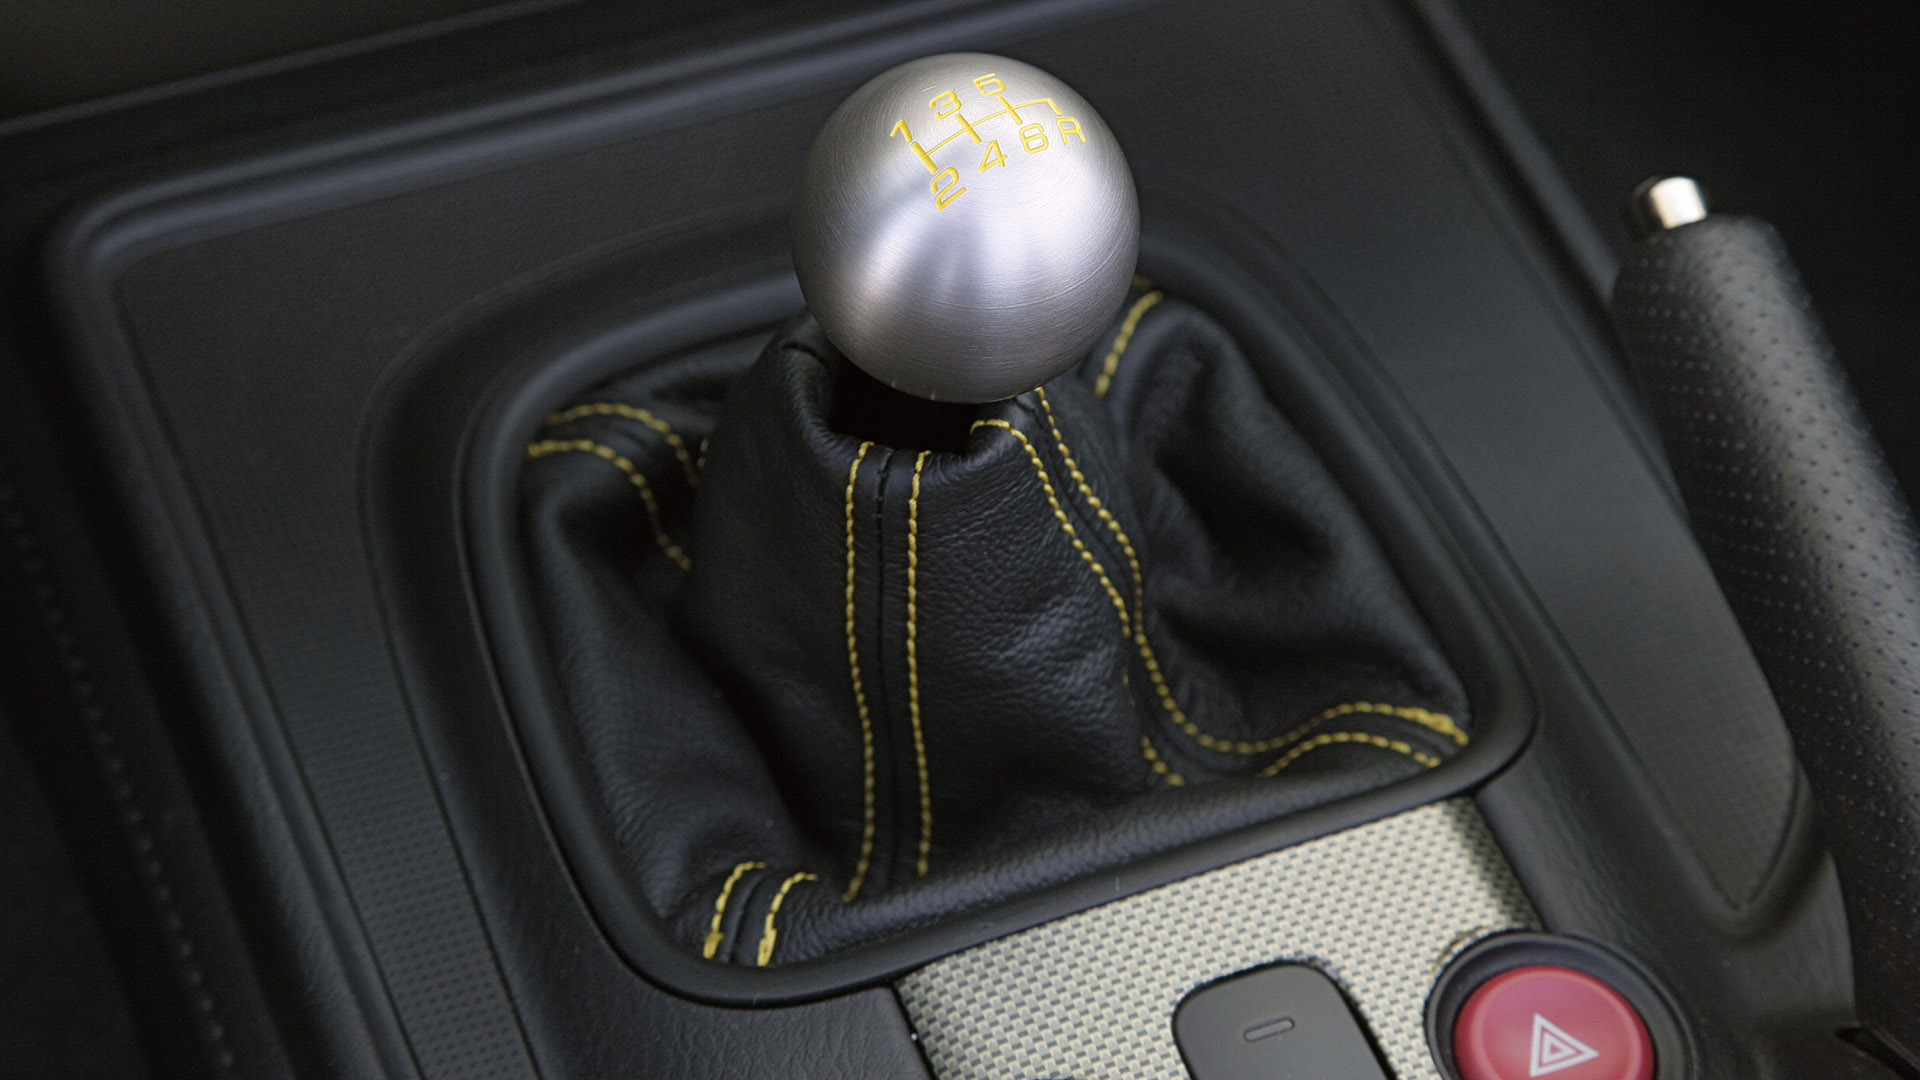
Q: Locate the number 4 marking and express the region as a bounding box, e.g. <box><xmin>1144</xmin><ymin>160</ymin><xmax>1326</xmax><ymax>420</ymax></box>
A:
<box><xmin>979</xmin><ymin>140</ymin><xmax>1006</xmax><ymax>171</ymax></box>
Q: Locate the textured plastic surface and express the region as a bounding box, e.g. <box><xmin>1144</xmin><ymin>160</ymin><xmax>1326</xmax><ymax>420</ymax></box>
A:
<box><xmin>899</xmin><ymin>800</ymin><xmax>1532</xmax><ymax>1080</ymax></box>
<box><xmin>1614</xmin><ymin>214</ymin><xmax>1920</xmax><ymax>1066</ymax></box>
<box><xmin>0</xmin><ymin>370</ymin><xmax>305</xmax><ymax>1080</ymax></box>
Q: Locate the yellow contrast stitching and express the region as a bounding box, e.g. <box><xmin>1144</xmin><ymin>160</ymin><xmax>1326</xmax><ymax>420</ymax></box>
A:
<box><xmin>1205</xmin><ymin>700</ymin><xmax>1467</xmax><ymax>757</ymax></box>
<box><xmin>755</xmin><ymin>872</ymin><xmax>818</xmax><ymax>967</ymax></box>
<box><xmin>1036</xmin><ymin>388</ymin><xmax>1196</xmax><ymax>742</ymax></box>
<box><xmin>1035</xmin><ymin>389</ymin><xmax>1147</xmax><ymax>617</ymax></box>
<box><xmin>1029</xmin><ymin>391</ymin><xmax>1465</xmax><ymax>762</ymax></box>
<box><xmin>907</xmin><ymin>451</ymin><xmax>932</xmax><ymax>878</ymax></box>
<box><xmin>1141</xmin><ymin>737</ymin><xmax>1188</xmax><ymax>787</ymax></box>
<box><xmin>544</xmin><ymin>402</ymin><xmax>700</xmax><ymax>486</ymax></box>
<box><xmin>1038</xmin><ymin>389</ymin><xmax>1225</xmax><ymax>766</ymax></box>
<box><xmin>1093</xmin><ymin>290</ymin><xmax>1165</xmax><ymax>398</ymax></box>
<box><xmin>1257</xmin><ymin>731</ymin><xmax>1441</xmax><ymax>777</ymax></box>
<box><xmin>1036</xmin><ymin>386</ymin><xmax>1193</xmax><ymax>751</ymax></box>
<box><xmin>843</xmin><ymin>443</ymin><xmax>876</xmax><ymax>902</ymax></box>
<box><xmin>702</xmin><ymin>861</ymin><xmax>765</xmax><ymax>959</ymax></box>
<box><xmin>971</xmin><ymin>419</ymin><xmax>1131</xmax><ymax>634</ymax></box>
<box><xmin>1320</xmin><ymin>702</ymin><xmax>1466</xmax><ymax>745</ymax></box>
<box><xmin>527</xmin><ymin>439</ymin><xmax>691</xmax><ymax>570</ymax></box>
<box><xmin>1031</xmin><ymin>390</ymin><xmax>1219</xmax><ymax>787</ymax></box>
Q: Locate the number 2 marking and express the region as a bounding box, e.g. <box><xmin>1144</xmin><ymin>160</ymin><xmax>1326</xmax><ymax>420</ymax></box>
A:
<box><xmin>932</xmin><ymin>167</ymin><xmax>965</xmax><ymax>210</ymax></box>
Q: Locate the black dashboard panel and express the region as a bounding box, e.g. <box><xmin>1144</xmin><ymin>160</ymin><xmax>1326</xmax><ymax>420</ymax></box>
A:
<box><xmin>0</xmin><ymin>0</ymin><xmax>1881</xmax><ymax>1075</ymax></box>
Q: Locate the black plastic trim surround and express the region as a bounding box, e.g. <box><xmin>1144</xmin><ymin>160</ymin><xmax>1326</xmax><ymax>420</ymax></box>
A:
<box><xmin>465</xmin><ymin>222</ymin><xmax>1538</xmax><ymax>1003</ymax></box>
<box><xmin>7</xmin><ymin>0</ymin><xmax>1873</xmax><ymax>1073</ymax></box>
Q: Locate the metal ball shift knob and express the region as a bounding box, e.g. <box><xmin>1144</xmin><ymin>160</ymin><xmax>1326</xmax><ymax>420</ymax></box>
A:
<box><xmin>791</xmin><ymin>53</ymin><xmax>1139</xmax><ymax>402</ymax></box>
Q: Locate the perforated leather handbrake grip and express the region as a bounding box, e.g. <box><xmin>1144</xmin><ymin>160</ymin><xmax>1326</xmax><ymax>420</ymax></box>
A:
<box><xmin>1613</xmin><ymin>209</ymin><xmax>1920</xmax><ymax>1066</ymax></box>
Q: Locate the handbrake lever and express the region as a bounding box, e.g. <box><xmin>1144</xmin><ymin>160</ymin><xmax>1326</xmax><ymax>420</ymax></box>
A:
<box><xmin>1612</xmin><ymin>177</ymin><xmax>1920</xmax><ymax>1070</ymax></box>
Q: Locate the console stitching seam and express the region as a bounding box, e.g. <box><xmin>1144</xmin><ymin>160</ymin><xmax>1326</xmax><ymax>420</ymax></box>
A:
<box><xmin>1093</xmin><ymin>290</ymin><xmax>1165</xmax><ymax>398</ymax></box>
<box><xmin>542</xmin><ymin>402</ymin><xmax>701</xmax><ymax>486</ymax></box>
<box><xmin>1033</xmin><ymin>389</ymin><xmax>1145</xmax><ymax>617</ymax></box>
<box><xmin>870</xmin><ymin>449</ymin><xmax>900</xmax><ymax>884</ymax></box>
<box><xmin>1237</xmin><ymin>701</ymin><xmax>1468</xmax><ymax>757</ymax></box>
<box><xmin>0</xmin><ymin>480</ymin><xmax>239</xmax><ymax>1077</ymax></box>
<box><xmin>843</xmin><ymin>442</ymin><xmax>877</xmax><ymax>902</ymax></box>
<box><xmin>703</xmin><ymin>861</ymin><xmax>765</xmax><ymax>960</ymax></box>
<box><xmin>1257</xmin><ymin>731</ymin><xmax>1442</xmax><ymax>777</ymax></box>
<box><xmin>907</xmin><ymin>451</ymin><xmax>932</xmax><ymax>877</ymax></box>
<box><xmin>970</xmin><ymin>419</ymin><xmax>1132</xmax><ymax>633</ymax></box>
<box><xmin>526</xmin><ymin>438</ymin><xmax>690</xmax><ymax>569</ymax></box>
<box><xmin>1034</xmin><ymin>389</ymin><xmax>1192</xmax><ymax>779</ymax></box>
<box><xmin>1140</xmin><ymin>737</ymin><xmax>1188</xmax><ymax>787</ymax></box>
<box><xmin>1029</xmin><ymin>397</ymin><xmax>1464</xmax><ymax>763</ymax></box>
<box><xmin>756</xmin><ymin>872</ymin><xmax>819</xmax><ymax>967</ymax></box>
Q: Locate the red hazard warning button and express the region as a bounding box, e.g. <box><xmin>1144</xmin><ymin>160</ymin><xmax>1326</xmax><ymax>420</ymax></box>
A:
<box><xmin>1453</xmin><ymin>965</ymin><xmax>1652</xmax><ymax>1080</ymax></box>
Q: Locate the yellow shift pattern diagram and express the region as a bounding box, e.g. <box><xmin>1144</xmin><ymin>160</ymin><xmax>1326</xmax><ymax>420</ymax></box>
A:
<box><xmin>887</xmin><ymin>72</ymin><xmax>1089</xmax><ymax>212</ymax></box>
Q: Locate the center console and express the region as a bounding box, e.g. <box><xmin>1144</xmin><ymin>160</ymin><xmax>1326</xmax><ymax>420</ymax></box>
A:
<box><xmin>7</xmin><ymin>0</ymin><xmax>1884</xmax><ymax>1076</ymax></box>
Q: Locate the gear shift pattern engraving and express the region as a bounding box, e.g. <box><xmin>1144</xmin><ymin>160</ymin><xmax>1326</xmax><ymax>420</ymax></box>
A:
<box><xmin>885</xmin><ymin>71</ymin><xmax>1085</xmax><ymax>213</ymax></box>
<box><xmin>791</xmin><ymin>53</ymin><xmax>1138</xmax><ymax>403</ymax></box>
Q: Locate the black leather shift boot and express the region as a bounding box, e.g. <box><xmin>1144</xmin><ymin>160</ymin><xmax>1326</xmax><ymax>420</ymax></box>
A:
<box><xmin>521</xmin><ymin>292</ymin><xmax>1467</xmax><ymax>966</ymax></box>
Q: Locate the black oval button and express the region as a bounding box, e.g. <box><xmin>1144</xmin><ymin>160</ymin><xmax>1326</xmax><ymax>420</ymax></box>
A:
<box><xmin>1174</xmin><ymin>965</ymin><xmax>1389</xmax><ymax>1080</ymax></box>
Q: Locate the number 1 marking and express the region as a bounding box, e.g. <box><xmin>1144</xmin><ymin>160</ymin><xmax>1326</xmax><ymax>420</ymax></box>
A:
<box><xmin>891</xmin><ymin>118</ymin><xmax>938</xmax><ymax>175</ymax></box>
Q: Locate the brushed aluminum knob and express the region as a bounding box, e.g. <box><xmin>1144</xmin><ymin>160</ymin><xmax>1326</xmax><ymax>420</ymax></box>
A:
<box><xmin>791</xmin><ymin>53</ymin><xmax>1139</xmax><ymax>402</ymax></box>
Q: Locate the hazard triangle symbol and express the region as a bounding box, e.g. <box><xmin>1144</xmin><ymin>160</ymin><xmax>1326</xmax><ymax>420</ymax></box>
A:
<box><xmin>1529</xmin><ymin>1013</ymin><xmax>1600</xmax><ymax>1076</ymax></box>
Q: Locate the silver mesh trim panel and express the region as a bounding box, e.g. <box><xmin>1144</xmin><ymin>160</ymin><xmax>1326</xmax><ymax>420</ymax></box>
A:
<box><xmin>896</xmin><ymin>799</ymin><xmax>1536</xmax><ymax>1079</ymax></box>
